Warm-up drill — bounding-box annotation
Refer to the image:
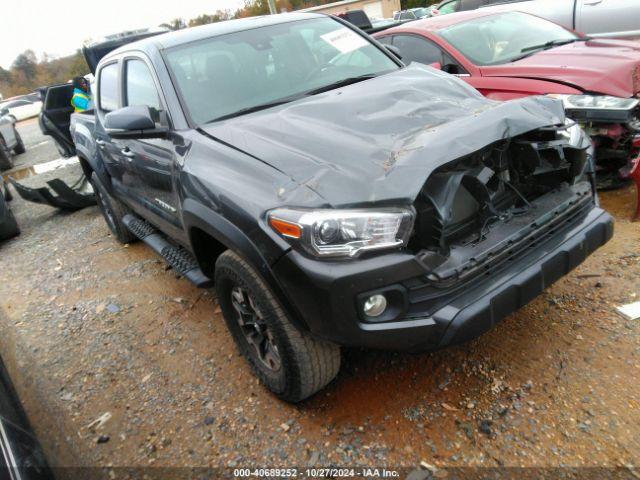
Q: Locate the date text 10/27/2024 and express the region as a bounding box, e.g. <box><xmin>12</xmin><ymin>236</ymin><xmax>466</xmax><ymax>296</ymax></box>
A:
<box><xmin>233</xmin><ymin>468</ymin><xmax>401</xmax><ymax>478</ymax></box>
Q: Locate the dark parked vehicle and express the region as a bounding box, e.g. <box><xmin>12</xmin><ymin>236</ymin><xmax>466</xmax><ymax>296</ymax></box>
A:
<box><xmin>59</xmin><ymin>13</ymin><xmax>611</xmax><ymax>401</ymax></box>
<box><xmin>333</xmin><ymin>9</ymin><xmax>412</xmax><ymax>34</ymax></box>
<box><xmin>0</xmin><ymin>111</ymin><xmax>25</xmax><ymax>171</ymax></box>
<box><xmin>0</xmin><ymin>353</ymin><xmax>54</xmax><ymax>479</ymax></box>
<box><xmin>0</xmin><ymin>180</ymin><xmax>19</xmax><ymax>241</ymax></box>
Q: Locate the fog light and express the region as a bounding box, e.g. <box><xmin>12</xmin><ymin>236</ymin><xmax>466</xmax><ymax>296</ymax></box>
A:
<box><xmin>363</xmin><ymin>294</ymin><xmax>387</xmax><ymax>317</ymax></box>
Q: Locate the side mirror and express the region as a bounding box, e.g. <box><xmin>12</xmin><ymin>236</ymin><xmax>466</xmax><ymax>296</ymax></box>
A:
<box><xmin>104</xmin><ymin>105</ymin><xmax>168</xmax><ymax>139</ymax></box>
<box><xmin>0</xmin><ymin>108</ymin><xmax>8</xmax><ymax>116</ymax></box>
<box><xmin>384</xmin><ymin>44</ymin><xmax>403</xmax><ymax>61</ymax></box>
<box><xmin>442</xmin><ymin>63</ymin><xmax>461</xmax><ymax>74</ymax></box>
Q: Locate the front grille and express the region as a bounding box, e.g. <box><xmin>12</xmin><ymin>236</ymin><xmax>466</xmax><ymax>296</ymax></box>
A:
<box><xmin>404</xmin><ymin>189</ymin><xmax>594</xmax><ymax>317</ymax></box>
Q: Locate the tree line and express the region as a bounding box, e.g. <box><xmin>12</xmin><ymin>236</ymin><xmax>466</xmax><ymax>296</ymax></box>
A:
<box><xmin>1</xmin><ymin>0</ymin><xmax>435</xmax><ymax>99</ymax></box>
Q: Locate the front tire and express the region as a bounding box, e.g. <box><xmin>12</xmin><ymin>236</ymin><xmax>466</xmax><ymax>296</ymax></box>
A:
<box><xmin>89</xmin><ymin>172</ymin><xmax>137</xmax><ymax>244</ymax></box>
<box><xmin>215</xmin><ymin>250</ymin><xmax>340</xmax><ymax>402</ymax></box>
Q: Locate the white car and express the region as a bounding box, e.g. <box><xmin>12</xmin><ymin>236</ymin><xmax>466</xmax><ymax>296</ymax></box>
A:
<box><xmin>0</xmin><ymin>98</ymin><xmax>42</xmax><ymax>122</ymax></box>
<box><xmin>480</xmin><ymin>0</ymin><xmax>640</xmax><ymax>39</ymax></box>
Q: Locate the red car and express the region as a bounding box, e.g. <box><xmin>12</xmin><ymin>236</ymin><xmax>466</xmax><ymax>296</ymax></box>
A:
<box><xmin>375</xmin><ymin>10</ymin><xmax>640</xmax><ymax>195</ymax></box>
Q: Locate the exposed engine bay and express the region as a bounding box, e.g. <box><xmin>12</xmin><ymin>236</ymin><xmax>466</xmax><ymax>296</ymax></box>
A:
<box><xmin>585</xmin><ymin>120</ymin><xmax>640</xmax><ymax>189</ymax></box>
<box><xmin>410</xmin><ymin>122</ymin><xmax>594</xmax><ymax>288</ymax></box>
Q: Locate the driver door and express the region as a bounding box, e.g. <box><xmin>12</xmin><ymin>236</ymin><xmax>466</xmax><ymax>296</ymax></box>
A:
<box><xmin>117</xmin><ymin>56</ymin><xmax>183</xmax><ymax>240</ymax></box>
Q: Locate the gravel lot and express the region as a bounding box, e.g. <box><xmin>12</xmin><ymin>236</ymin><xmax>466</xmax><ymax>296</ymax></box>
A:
<box><xmin>1</xmin><ymin>120</ymin><xmax>639</xmax><ymax>478</ymax></box>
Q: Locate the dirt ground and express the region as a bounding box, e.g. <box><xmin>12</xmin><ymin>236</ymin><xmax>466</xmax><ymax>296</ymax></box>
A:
<box><xmin>0</xmin><ymin>120</ymin><xmax>639</xmax><ymax>477</ymax></box>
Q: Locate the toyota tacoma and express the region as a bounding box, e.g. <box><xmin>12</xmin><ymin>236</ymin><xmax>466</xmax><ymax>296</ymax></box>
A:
<box><xmin>62</xmin><ymin>13</ymin><xmax>613</xmax><ymax>402</ymax></box>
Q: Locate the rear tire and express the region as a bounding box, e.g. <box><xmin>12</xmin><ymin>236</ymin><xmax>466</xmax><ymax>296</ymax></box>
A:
<box><xmin>215</xmin><ymin>250</ymin><xmax>340</xmax><ymax>402</ymax></box>
<box><xmin>0</xmin><ymin>137</ymin><xmax>13</xmax><ymax>171</ymax></box>
<box><xmin>12</xmin><ymin>128</ymin><xmax>25</xmax><ymax>155</ymax></box>
<box><xmin>89</xmin><ymin>172</ymin><xmax>137</xmax><ymax>244</ymax></box>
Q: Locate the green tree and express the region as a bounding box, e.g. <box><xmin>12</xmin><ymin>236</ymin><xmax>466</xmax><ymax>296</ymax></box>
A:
<box><xmin>160</xmin><ymin>18</ymin><xmax>187</xmax><ymax>31</ymax></box>
<box><xmin>11</xmin><ymin>50</ymin><xmax>38</xmax><ymax>83</ymax></box>
<box><xmin>400</xmin><ymin>0</ymin><xmax>439</xmax><ymax>9</ymax></box>
<box><xmin>188</xmin><ymin>10</ymin><xmax>233</xmax><ymax>27</ymax></box>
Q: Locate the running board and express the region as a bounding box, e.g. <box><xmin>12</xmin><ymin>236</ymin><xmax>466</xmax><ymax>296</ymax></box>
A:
<box><xmin>122</xmin><ymin>214</ymin><xmax>213</xmax><ymax>288</ymax></box>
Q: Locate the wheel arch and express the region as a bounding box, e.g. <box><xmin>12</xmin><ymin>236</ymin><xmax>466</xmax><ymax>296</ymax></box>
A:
<box><xmin>76</xmin><ymin>150</ymin><xmax>112</xmax><ymax>191</ymax></box>
<box><xmin>182</xmin><ymin>198</ymin><xmax>310</xmax><ymax>332</ymax></box>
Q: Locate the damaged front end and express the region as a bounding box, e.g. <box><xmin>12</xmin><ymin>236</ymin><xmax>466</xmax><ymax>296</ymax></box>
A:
<box><xmin>409</xmin><ymin>121</ymin><xmax>594</xmax><ymax>292</ymax></box>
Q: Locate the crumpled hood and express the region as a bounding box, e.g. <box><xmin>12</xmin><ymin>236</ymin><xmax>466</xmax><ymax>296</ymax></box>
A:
<box><xmin>200</xmin><ymin>65</ymin><xmax>566</xmax><ymax>207</ymax></box>
<box><xmin>481</xmin><ymin>39</ymin><xmax>640</xmax><ymax>98</ymax></box>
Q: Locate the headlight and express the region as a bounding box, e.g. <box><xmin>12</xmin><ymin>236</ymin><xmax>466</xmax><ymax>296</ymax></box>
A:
<box><xmin>267</xmin><ymin>208</ymin><xmax>414</xmax><ymax>259</ymax></box>
<box><xmin>559</xmin><ymin>119</ymin><xmax>587</xmax><ymax>148</ymax></box>
<box><xmin>549</xmin><ymin>94</ymin><xmax>639</xmax><ymax>112</ymax></box>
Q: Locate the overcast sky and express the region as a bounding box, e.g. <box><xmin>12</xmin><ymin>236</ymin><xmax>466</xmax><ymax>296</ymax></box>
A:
<box><xmin>1</xmin><ymin>0</ymin><xmax>246</xmax><ymax>69</ymax></box>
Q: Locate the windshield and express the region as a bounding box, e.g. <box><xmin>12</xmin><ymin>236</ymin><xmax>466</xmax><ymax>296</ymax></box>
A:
<box><xmin>439</xmin><ymin>12</ymin><xmax>577</xmax><ymax>66</ymax></box>
<box><xmin>165</xmin><ymin>17</ymin><xmax>399</xmax><ymax>124</ymax></box>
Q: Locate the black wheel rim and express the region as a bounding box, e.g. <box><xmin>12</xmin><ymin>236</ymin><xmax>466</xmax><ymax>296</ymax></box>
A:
<box><xmin>230</xmin><ymin>286</ymin><xmax>281</xmax><ymax>372</ymax></box>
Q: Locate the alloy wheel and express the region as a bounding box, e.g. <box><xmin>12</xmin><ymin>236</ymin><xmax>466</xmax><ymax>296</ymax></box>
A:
<box><xmin>230</xmin><ymin>286</ymin><xmax>282</xmax><ymax>371</ymax></box>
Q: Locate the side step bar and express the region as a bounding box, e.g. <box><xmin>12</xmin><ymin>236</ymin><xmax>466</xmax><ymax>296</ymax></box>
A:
<box><xmin>122</xmin><ymin>214</ymin><xmax>213</xmax><ymax>288</ymax></box>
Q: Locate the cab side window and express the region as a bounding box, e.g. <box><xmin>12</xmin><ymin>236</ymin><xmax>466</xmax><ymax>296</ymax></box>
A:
<box><xmin>98</xmin><ymin>63</ymin><xmax>119</xmax><ymax>112</ymax></box>
<box><xmin>125</xmin><ymin>59</ymin><xmax>161</xmax><ymax>111</ymax></box>
<box><xmin>391</xmin><ymin>35</ymin><xmax>445</xmax><ymax>66</ymax></box>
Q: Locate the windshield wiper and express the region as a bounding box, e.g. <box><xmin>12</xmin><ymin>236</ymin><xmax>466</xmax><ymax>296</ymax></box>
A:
<box><xmin>205</xmin><ymin>95</ymin><xmax>304</xmax><ymax>123</ymax></box>
<box><xmin>304</xmin><ymin>73</ymin><xmax>379</xmax><ymax>96</ymax></box>
<box><xmin>204</xmin><ymin>74</ymin><xmax>379</xmax><ymax>123</ymax></box>
<box><xmin>207</xmin><ymin>100</ymin><xmax>292</xmax><ymax>123</ymax></box>
<box><xmin>520</xmin><ymin>37</ymin><xmax>590</xmax><ymax>54</ymax></box>
<box><xmin>508</xmin><ymin>37</ymin><xmax>590</xmax><ymax>63</ymax></box>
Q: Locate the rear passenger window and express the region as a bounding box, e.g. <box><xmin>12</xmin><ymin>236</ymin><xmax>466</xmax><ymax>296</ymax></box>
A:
<box><xmin>125</xmin><ymin>59</ymin><xmax>161</xmax><ymax>110</ymax></box>
<box><xmin>392</xmin><ymin>35</ymin><xmax>444</xmax><ymax>66</ymax></box>
<box><xmin>99</xmin><ymin>63</ymin><xmax>119</xmax><ymax>112</ymax></box>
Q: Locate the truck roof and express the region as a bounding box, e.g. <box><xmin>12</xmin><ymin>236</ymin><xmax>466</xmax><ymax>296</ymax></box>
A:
<box><xmin>105</xmin><ymin>12</ymin><xmax>326</xmax><ymax>61</ymax></box>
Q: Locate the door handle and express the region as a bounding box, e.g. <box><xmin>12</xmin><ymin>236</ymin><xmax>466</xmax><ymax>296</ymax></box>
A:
<box><xmin>583</xmin><ymin>0</ymin><xmax>602</xmax><ymax>5</ymax></box>
<box><xmin>121</xmin><ymin>147</ymin><xmax>136</xmax><ymax>159</ymax></box>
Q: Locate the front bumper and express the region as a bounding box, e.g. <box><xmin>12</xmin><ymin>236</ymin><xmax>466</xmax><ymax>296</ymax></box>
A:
<box><xmin>272</xmin><ymin>207</ymin><xmax>614</xmax><ymax>351</ymax></box>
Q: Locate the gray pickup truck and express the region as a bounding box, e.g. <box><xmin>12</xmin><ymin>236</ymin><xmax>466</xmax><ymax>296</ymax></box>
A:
<box><xmin>50</xmin><ymin>13</ymin><xmax>612</xmax><ymax>401</ymax></box>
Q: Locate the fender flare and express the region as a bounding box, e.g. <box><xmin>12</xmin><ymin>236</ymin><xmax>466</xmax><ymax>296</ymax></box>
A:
<box><xmin>182</xmin><ymin>198</ymin><xmax>311</xmax><ymax>332</ymax></box>
<box><xmin>76</xmin><ymin>147</ymin><xmax>111</xmax><ymax>192</ymax></box>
